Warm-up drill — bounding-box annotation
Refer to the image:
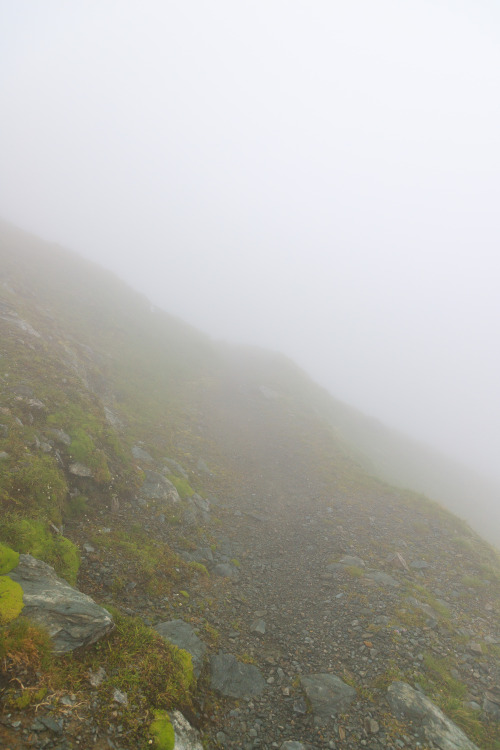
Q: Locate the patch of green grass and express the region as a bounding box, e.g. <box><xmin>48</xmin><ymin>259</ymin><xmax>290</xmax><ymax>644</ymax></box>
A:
<box><xmin>66</xmin><ymin>494</ymin><xmax>89</xmax><ymax>518</ymax></box>
<box><xmin>0</xmin><ymin>617</ymin><xmax>53</xmax><ymax>672</ymax></box>
<box><xmin>461</xmin><ymin>575</ymin><xmax>486</xmax><ymax>588</ymax></box>
<box><xmin>0</xmin><ymin>453</ymin><xmax>68</xmax><ymax>523</ymax></box>
<box><xmin>346</xmin><ymin>565</ymin><xmax>364</xmax><ymax>578</ymax></box>
<box><xmin>92</xmin><ymin>528</ymin><xmax>181</xmax><ymax>595</ymax></box>
<box><xmin>415</xmin><ymin>654</ymin><xmax>500</xmax><ymax>749</ymax></box>
<box><xmin>187</xmin><ymin>561</ymin><xmax>208</xmax><ymax>576</ymax></box>
<box><xmin>0</xmin><ymin>516</ymin><xmax>80</xmax><ymax>584</ymax></box>
<box><xmin>168</xmin><ymin>474</ymin><xmax>194</xmax><ymax>499</ymax></box>
<box><xmin>409</xmin><ymin>583</ymin><xmax>451</xmax><ymax>619</ymax></box>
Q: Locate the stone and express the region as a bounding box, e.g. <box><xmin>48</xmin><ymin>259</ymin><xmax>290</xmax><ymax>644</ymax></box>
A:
<box><xmin>280</xmin><ymin>743</ymin><xmax>307</xmax><ymax>750</ymax></box>
<box><xmin>483</xmin><ymin>689</ymin><xmax>500</xmax><ymax>719</ymax></box>
<box><xmin>154</xmin><ymin>619</ymin><xmax>207</xmax><ymax>677</ymax></box>
<box><xmin>50</xmin><ymin>428</ymin><xmax>71</xmax><ymax>446</ymax></box>
<box><xmin>300</xmin><ymin>673</ymin><xmax>356</xmax><ymax>722</ymax></box>
<box><xmin>251</xmin><ymin>619</ymin><xmax>266</xmax><ymax>635</ymax></box>
<box><xmin>140</xmin><ymin>469</ymin><xmax>180</xmax><ymax>503</ymax></box>
<box><xmin>365</xmin><ymin>570</ymin><xmax>400</xmax><ymax>588</ymax></box>
<box><xmin>112</xmin><ymin>688</ymin><xmax>128</xmax><ymax>705</ymax></box>
<box><xmin>196</xmin><ymin>458</ymin><xmax>212</xmax><ymax>475</ymax></box>
<box><xmin>339</xmin><ymin>555</ymin><xmax>365</xmax><ymax>567</ymax></box>
<box><xmin>88</xmin><ymin>667</ymin><xmax>106</xmax><ymax>687</ymax></box>
<box><xmin>192</xmin><ymin>494</ymin><xmax>210</xmax><ymax>514</ymax></box>
<box><xmin>386</xmin><ymin>552</ymin><xmax>409</xmax><ymax>572</ymax></box>
<box><xmin>410</xmin><ymin>560</ymin><xmax>430</xmax><ymax>569</ymax></box>
<box><xmin>171</xmin><ymin>710</ymin><xmax>204</xmax><ymax>749</ymax></box>
<box><xmin>387</xmin><ymin>681</ymin><xmax>479</xmax><ymax>749</ymax></box>
<box><xmin>213</xmin><ymin>563</ymin><xmax>240</xmax><ymax>580</ymax></box>
<box><xmin>210</xmin><ymin>653</ymin><xmax>266</xmax><ymax>698</ymax></box>
<box><xmin>132</xmin><ymin>444</ymin><xmax>154</xmax><ymax>462</ymax></box>
<box><xmin>164</xmin><ymin>458</ymin><xmax>189</xmax><ymax>478</ymax></box>
<box><xmin>69</xmin><ymin>462</ymin><xmax>93</xmax><ymax>477</ymax></box>
<box><xmin>7</xmin><ymin>554</ymin><xmax>114</xmax><ymax>653</ymax></box>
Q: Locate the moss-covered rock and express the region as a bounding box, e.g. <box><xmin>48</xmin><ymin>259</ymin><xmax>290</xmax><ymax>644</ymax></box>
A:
<box><xmin>0</xmin><ymin>518</ymin><xmax>80</xmax><ymax>585</ymax></box>
<box><xmin>0</xmin><ymin>575</ymin><xmax>24</xmax><ymax>624</ymax></box>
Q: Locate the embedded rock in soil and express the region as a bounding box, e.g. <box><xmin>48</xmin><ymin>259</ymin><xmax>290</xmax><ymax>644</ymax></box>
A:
<box><xmin>140</xmin><ymin>469</ymin><xmax>180</xmax><ymax>503</ymax></box>
<box><xmin>300</xmin><ymin>673</ymin><xmax>356</xmax><ymax>722</ymax></box>
<box><xmin>7</xmin><ymin>554</ymin><xmax>114</xmax><ymax>653</ymax></box>
<box><xmin>69</xmin><ymin>462</ymin><xmax>93</xmax><ymax>477</ymax></box>
<box><xmin>213</xmin><ymin>563</ymin><xmax>240</xmax><ymax>580</ymax></box>
<box><xmin>154</xmin><ymin>619</ymin><xmax>207</xmax><ymax>677</ymax></box>
<box><xmin>210</xmin><ymin>653</ymin><xmax>266</xmax><ymax>698</ymax></box>
<box><xmin>171</xmin><ymin>710</ymin><xmax>204</xmax><ymax>749</ymax></box>
<box><xmin>387</xmin><ymin>681</ymin><xmax>480</xmax><ymax>750</ymax></box>
<box><xmin>131</xmin><ymin>444</ymin><xmax>154</xmax><ymax>463</ymax></box>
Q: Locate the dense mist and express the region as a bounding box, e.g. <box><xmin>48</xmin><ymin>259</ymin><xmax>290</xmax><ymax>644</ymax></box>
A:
<box><xmin>1</xmin><ymin>1</ymin><xmax>500</xmax><ymax>496</ymax></box>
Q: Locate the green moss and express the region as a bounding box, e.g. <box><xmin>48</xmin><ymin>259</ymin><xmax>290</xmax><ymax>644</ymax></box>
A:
<box><xmin>92</xmin><ymin>528</ymin><xmax>180</xmax><ymax>595</ymax></box>
<box><xmin>0</xmin><ymin>576</ymin><xmax>24</xmax><ymax>624</ymax></box>
<box><xmin>187</xmin><ymin>561</ymin><xmax>208</xmax><ymax>576</ymax></box>
<box><xmin>0</xmin><ymin>517</ymin><xmax>80</xmax><ymax>585</ymax></box>
<box><xmin>149</xmin><ymin>710</ymin><xmax>175</xmax><ymax>750</ymax></box>
<box><xmin>168</xmin><ymin>474</ymin><xmax>194</xmax><ymax>499</ymax></box>
<box><xmin>346</xmin><ymin>565</ymin><xmax>364</xmax><ymax>578</ymax></box>
<box><xmin>0</xmin><ymin>543</ymin><xmax>19</xmax><ymax>574</ymax></box>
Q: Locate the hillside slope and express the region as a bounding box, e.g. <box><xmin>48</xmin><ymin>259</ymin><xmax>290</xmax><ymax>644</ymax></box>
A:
<box><xmin>0</xmin><ymin>221</ymin><xmax>499</xmax><ymax>750</ymax></box>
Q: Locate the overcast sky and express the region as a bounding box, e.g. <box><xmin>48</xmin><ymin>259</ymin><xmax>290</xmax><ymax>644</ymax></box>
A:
<box><xmin>1</xmin><ymin>1</ymin><xmax>500</xmax><ymax>483</ymax></box>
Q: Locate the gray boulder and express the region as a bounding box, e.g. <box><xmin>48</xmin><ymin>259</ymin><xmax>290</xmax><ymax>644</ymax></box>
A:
<box><xmin>69</xmin><ymin>462</ymin><xmax>93</xmax><ymax>477</ymax></box>
<box><xmin>132</xmin><ymin>444</ymin><xmax>154</xmax><ymax>463</ymax></box>
<box><xmin>387</xmin><ymin>681</ymin><xmax>479</xmax><ymax>749</ymax></box>
<box><xmin>339</xmin><ymin>555</ymin><xmax>365</xmax><ymax>568</ymax></box>
<box><xmin>300</xmin><ymin>674</ymin><xmax>356</xmax><ymax>722</ymax></box>
<box><xmin>140</xmin><ymin>469</ymin><xmax>180</xmax><ymax>503</ymax></box>
<box><xmin>7</xmin><ymin>555</ymin><xmax>114</xmax><ymax>653</ymax></box>
<box><xmin>171</xmin><ymin>710</ymin><xmax>203</xmax><ymax>749</ymax></box>
<box><xmin>365</xmin><ymin>570</ymin><xmax>400</xmax><ymax>588</ymax></box>
<box><xmin>212</xmin><ymin>563</ymin><xmax>240</xmax><ymax>580</ymax></box>
<box><xmin>210</xmin><ymin>653</ymin><xmax>265</xmax><ymax>698</ymax></box>
<box><xmin>50</xmin><ymin>428</ymin><xmax>71</xmax><ymax>446</ymax></box>
<box><xmin>154</xmin><ymin>619</ymin><xmax>206</xmax><ymax>677</ymax></box>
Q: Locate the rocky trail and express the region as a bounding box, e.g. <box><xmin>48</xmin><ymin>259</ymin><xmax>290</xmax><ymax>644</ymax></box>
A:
<box><xmin>2</xmin><ymin>422</ymin><xmax>500</xmax><ymax>750</ymax></box>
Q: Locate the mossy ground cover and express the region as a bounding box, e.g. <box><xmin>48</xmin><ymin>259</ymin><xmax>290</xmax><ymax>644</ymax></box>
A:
<box><xmin>0</xmin><ymin>517</ymin><xmax>80</xmax><ymax>584</ymax></box>
<box><xmin>1</xmin><ymin>609</ymin><xmax>195</xmax><ymax>748</ymax></box>
<box><xmin>91</xmin><ymin>527</ymin><xmax>184</xmax><ymax>597</ymax></box>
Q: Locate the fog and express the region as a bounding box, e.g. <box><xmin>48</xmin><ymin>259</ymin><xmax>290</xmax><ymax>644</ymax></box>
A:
<box><xmin>1</xmin><ymin>2</ymin><xmax>500</xmax><ymax>490</ymax></box>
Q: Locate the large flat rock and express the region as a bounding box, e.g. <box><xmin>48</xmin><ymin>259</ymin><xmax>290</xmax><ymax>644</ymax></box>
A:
<box><xmin>300</xmin><ymin>673</ymin><xmax>356</xmax><ymax>722</ymax></box>
<box><xmin>210</xmin><ymin>653</ymin><xmax>265</xmax><ymax>698</ymax></box>
<box><xmin>7</xmin><ymin>554</ymin><xmax>114</xmax><ymax>653</ymax></box>
<box><xmin>387</xmin><ymin>681</ymin><xmax>479</xmax><ymax>750</ymax></box>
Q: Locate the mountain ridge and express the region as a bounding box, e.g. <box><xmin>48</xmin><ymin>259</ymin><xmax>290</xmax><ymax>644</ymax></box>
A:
<box><xmin>0</xmin><ymin>220</ymin><xmax>499</xmax><ymax>749</ymax></box>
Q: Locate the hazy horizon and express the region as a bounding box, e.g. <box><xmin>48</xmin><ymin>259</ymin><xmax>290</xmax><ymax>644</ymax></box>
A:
<box><xmin>1</xmin><ymin>2</ymin><xmax>500</xmax><ymax>490</ymax></box>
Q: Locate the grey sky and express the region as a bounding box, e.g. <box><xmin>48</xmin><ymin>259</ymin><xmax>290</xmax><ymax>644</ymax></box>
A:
<box><xmin>1</xmin><ymin>1</ymin><xmax>500</xmax><ymax>483</ymax></box>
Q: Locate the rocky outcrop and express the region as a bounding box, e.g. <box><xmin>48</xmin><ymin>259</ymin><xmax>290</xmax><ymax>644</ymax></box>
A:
<box><xmin>210</xmin><ymin>653</ymin><xmax>265</xmax><ymax>698</ymax></box>
<box><xmin>140</xmin><ymin>469</ymin><xmax>180</xmax><ymax>503</ymax></box>
<box><xmin>387</xmin><ymin>681</ymin><xmax>479</xmax><ymax>750</ymax></box>
<box><xmin>7</xmin><ymin>555</ymin><xmax>114</xmax><ymax>653</ymax></box>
